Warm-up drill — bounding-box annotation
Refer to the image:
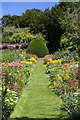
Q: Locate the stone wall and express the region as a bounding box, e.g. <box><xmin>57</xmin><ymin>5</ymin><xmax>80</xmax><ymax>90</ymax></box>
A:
<box><xmin>0</xmin><ymin>43</ymin><xmax>29</xmax><ymax>50</ymax></box>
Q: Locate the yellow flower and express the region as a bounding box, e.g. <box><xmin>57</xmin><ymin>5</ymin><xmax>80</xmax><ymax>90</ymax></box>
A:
<box><xmin>7</xmin><ymin>63</ymin><xmax>12</xmax><ymax>66</ymax></box>
<box><xmin>22</xmin><ymin>88</ymin><xmax>24</xmax><ymax>90</ymax></box>
<box><xmin>28</xmin><ymin>58</ymin><xmax>37</xmax><ymax>62</ymax></box>
<box><xmin>58</xmin><ymin>59</ymin><xmax>62</xmax><ymax>64</ymax></box>
<box><xmin>8</xmin><ymin>81</ymin><xmax>10</xmax><ymax>84</ymax></box>
<box><xmin>26</xmin><ymin>62</ymin><xmax>32</xmax><ymax>65</ymax></box>
<box><xmin>49</xmin><ymin>58</ymin><xmax>53</xmax><ymax>62</ymax></box>
<box><xmin>76</xmin><ymin>56</ymin><xmax>78</xmax><ymax>57</ymax></box>
<box><xmin>2</xmin><ymin>63</ymin><xmax>5</xmax><ymax>65</ymax></box>
<box><xmin>15</xmin><ymin>83</ymin><xmax>17</xmax><ymax>85</ymax></box>
<box><xmin>52</xmin><ymin>60</ymin><xmax>57</xmax><ymax>64</ymax></box>
<box><xmin>4</xmin><ymin>65</ymin><xmax>7</xmax><ymax>67</ymax></box>
<box><xmin>66</xmin><ymin>69</ymin><xmax>69</xmax><ymax>73</ymax></box>
<box><xmin>65</xmin><ymin>74</ymin><xmax>70</xmax><ymax>79</ymax></box>
<box><xmin>21</xmin><ymin>55</ymin><xmax>23</xmax><ymax>57</ymax></box>
<box><xmin>16</xmin><ymin>76</ymin><xmax>19</xmax><ymax>79</ymax></box>
<box><xmin>9</xmin><ymin>64</ymin><xmax>12</xmax><ymax>67</ymax></box>
<box><xmin>58</xmin><ymin>75</ymin><xmax>62</xmax><ymax>81</ymax></box>
<box><xmin>63</xmin><ymin>67</ymin><xmax>65</xmax><ymax>69</ymax></box>
<box><xmin>2</xmin><ymin>73</ymin><xmax>6</xmax><ymax>76</ymax></box>
<box><xmin>12</xmin><ymin>61</ymin><xmax>15</xmax><ymax>64</ymax></box>
<box><xmin>59</xmin><ymin>69</ymin><xmax>62</xmax><ymax>71</ymax></box>
<box><xmin>61</xmin><ymin>66</ymin><xmax>63</xmax><ymax>68</ymax></box>
<box><xmin>57</xmin><ymin>83</ymin><xmax>59</xmax><ymax>86</ymax></box>
<box><xmin>53</xmin><ymin>81</ymin><xmax>56</xmax><ymax>86</ymax></box>
<box><xmin>21</xmin><ymin>80</ymin><xmax>24</xmax><ymax>83</ymax></box>
<box><xmin>44</xmin><ymin>65</ymin><xmax>46</xmax><ymax>67</ymax></box>
<box><xmin>49</xmin><ymin>85</ymin><xmax>54</xmax><ymax>88</ymax></box>
<box><xmin>47</xmin><ymin>62</ymin><xmax>49</xmax><ymax>64</ymax></box>
<box><xmin>21</xmin><ymin>61</ymin><xmax>25</xmax><ymax>64</ymax></box>
<box><xmin>55</xmin><ymin>67</ymin><xmax>57</xmax><ymax>69</ymax></box>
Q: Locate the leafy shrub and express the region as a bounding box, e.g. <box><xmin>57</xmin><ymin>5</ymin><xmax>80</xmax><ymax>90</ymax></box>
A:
<box><xmin>52</xmin><ymin>49</ymin><xmax>79</xmax><ymax>63</ymax></box>
<box><xmin>9</xmin><ymin>32</ymin><xmax>32</xmax><ymax>43</ymax></box>
<box><xmin>2</xmin><ymin>59</ymin><xmax>36</xmax><ymax>119</ymax></box>
<box><xmin>2</xmin><ymin>27</ymin><xmax>30</xmax><ymax>43</ymax></box>
<box><xmin>27</xmin><ymin>39</ymin><xmax>49</xmax><ymax>57</ymax></box>
<box><xmin>44</xmin><ymin>52</ymin><xmax>79</xmax><ymax>117</ymax></box>
<box><xmin>1</xmin><ymin>50</ymin><xmax>23</xmax><ymax>62</ymax></box>
<box><xmin>9</xmin><ymin>30</ymin><xmax>46</xmax><ymax>44</ymax></box>
<box><xmin>2</xmin><ymin>88</ymin><xmax>18</xmax><ymax>119</ymax></box>
<box><xmin>60</xmin><ymin>34</ymin><xmax>68</xmax><ymax>49</ymax></box>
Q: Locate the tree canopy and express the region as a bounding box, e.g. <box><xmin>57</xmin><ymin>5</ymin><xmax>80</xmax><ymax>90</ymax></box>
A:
<box><xmin>1</xmin><ymin>2</ymin><xmax>79</xmax><ymax>52</ymax></box>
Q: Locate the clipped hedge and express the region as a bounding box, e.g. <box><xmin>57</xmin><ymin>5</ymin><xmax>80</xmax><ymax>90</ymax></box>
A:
<box><xmin>27</xmin><ymin>39</ymin><xmax>49</xmax><ymax>57</ymax></box>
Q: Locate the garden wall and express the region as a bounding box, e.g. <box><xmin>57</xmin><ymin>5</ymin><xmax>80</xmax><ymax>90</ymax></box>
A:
<box><xmin>0</xmin><ymin>43</ymin><xmax>29</xmax><ymax>50</ymax></box>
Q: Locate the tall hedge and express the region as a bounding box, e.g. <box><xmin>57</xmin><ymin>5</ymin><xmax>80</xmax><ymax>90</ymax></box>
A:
<box><xmin>27</xmin><ymin>39</ymin><xmax>49</xmax><ymax>57</ymax></box>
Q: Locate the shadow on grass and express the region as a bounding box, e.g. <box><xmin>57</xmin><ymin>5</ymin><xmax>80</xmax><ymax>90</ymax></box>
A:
<box><xmin>8</xmin><ymin>114</ymin><xmax>68</xmax><ymax>120</ymax></box>
<box><xmin>9</xmin><ymin>118</ymin><xmax>66</xmax><ymax>120</ymax></box>
<box><xmin>2</xmin><ymin>111</ymin><xmax>80</xmax><ymax>120</ymax></box>
<box><xmin>8</xmin><ymin>116</ymin><xmax>80</xmax><ymax>120</ymax></box>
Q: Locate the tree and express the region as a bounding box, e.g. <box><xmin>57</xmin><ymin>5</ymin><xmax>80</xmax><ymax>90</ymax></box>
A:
<box><xmin>59</xmin><ymin>4</ymin><xmax>79</xmax><ymax>50</ymax></box>
<box><xmin>1</xmin><ymin>14</ymin><xmax>11</xmax><ymax>26</ymax></box>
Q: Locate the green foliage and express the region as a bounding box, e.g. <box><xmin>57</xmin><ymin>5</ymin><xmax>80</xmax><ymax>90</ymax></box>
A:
<box><xmin>10</xmin><ymin>61</ymin><xmax>67</xmax><ymax>119</ymax></box>
<box><xmin>2</xmin><ymin>50</ymin><xmax>36</xmax><ymax>119</ymax></box>
<box><xmin>1</xmin><ymin>2</ymin><xmax>79</xmax><ymax>52</ymax></box>
<box><xmin>2</xmin><ymin>27</ymin><xmax>31</xmax><ymax>43</ymax></box>
<box><xmin>27</xmin><ymin>39</ymin><xmax>49</xmax><ymax>57</ymax></box>
<box><xmin>45</xmin><ymin>50</ymin><xmax>79</xmax><ymax>117</ymax></box>
<box><xmin>0</xmin><ymin>34</ymin><xmax>2</xmax><ymax>44</ymax></box>
<box><xmin>1</xmin><ymin>50</ymin><xmax>21</xmax><ymax>62</ymax></box>
<box><xmin>2</xmin><ymin>50</ymin><xmax>17</xmax><ymax>62</ymax></box>
<box><xmin>3</xmin><ymin>26</ymin><xmax>27</xmax><ymax>36</ymax></box>
<box><xmin>1</xmin><ymin>49</ymin><xmax>28</xmax><ymax>62</ymax></box>
<box><xmin>59</xmin><ymin>4</ymin><xmax>79</xmax><ymax>50</ymax></box>
<box><xmin>2</xmin><ymin>26</ymin><xmax>46</xmax><ymax>44</ymax></box>
<box><xmin>2</xmin><ymin>88</ymin><xmax>18</xmax><ymax>119</ymax></box>
<box><xmin>60</xmin><ymin>34</ymin><xmax>68</xmax><ymax>49</ymax></box>
<box><xmin>9</xmin><ymin>31</ymin><xmax>45</xmax><ymax>44</ymax></box>
<box><xmin>9</xmin><ymin>32</ymin><xmax>31</xmax><ymax>43</ymax></box>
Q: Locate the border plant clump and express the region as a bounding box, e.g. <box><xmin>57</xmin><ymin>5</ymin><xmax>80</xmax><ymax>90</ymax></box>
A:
<box><xmin>44</xmin><ymin>50</ymin><xmax>80</xmax><ymax>119</ymax></box>
<box><xmin>1</xmin><ymin>49</ymin><xmax>38</xmax><ymax>119</ymax></box>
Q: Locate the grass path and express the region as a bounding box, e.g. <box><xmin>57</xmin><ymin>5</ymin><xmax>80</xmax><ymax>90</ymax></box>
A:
<box><xmin>10</xmin><ymin>61</ymin><xmax>67</xmax><ymax>120</ymax></box>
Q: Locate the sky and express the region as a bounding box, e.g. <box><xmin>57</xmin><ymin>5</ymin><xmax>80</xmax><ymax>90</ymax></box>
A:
<box><xmin>1</xmin><ymin>0</ymin><xmax>60</xmax><ymax>2</ymax></box>
<box><xmin>1</xmin><ymin>2</ymin><xmax>60</xmax><ymax>18</ymax></box>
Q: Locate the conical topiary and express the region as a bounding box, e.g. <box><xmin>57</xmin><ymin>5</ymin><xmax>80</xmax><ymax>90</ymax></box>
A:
<box><xmin>27</xmin><ymin>39</ymin><xmax>49</xmax><ymax>57</ymax></box>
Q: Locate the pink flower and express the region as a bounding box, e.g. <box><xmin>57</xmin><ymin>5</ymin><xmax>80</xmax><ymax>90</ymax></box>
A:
<box><xmin>44</xmin><ymin>55</ymin><xmax>52</xmax><ymax>58</ymax></box>
<box><xmin>32</xmin><ymin>54</ymin><xmax>38</xmax><ymax>58</ymax></box>
<box><xmin>70</xmin><ymin>65</ymin><xmax>73</xmax><ymax>68</ymax></box>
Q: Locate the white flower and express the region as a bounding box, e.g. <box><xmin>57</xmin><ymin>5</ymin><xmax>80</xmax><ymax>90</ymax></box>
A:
<box><xmin>7</xmin><ymin>89</ymin><xmax>10</xmax><ymax>92</ymax></box>
<box><xmin>5</xmin><ymin>99</ymin><xmax>9</xmax><ymax>102</ymax></box>
<box><xmin>10</xmin><ymin>98</ymin><xmax>14</xmax><ymax>101</ymax></box>
<box><xmin>13</xmin><ymin>97</ymin><xmax>18</xmax><ymax>99</ymax></box>
<box><xmin>9</xmin><ymin>73</ymin><xmax>11</xmax><ymax>75</ymax></box>
<box><xmin>10</xmin><ymin>103</ymin><xmax>13</xmax><ymax>105</ymax></box>
<box><xmin>13</xmin><ymin>101</ymin><xmax>18</xmax><ymax>103</ymax></box>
